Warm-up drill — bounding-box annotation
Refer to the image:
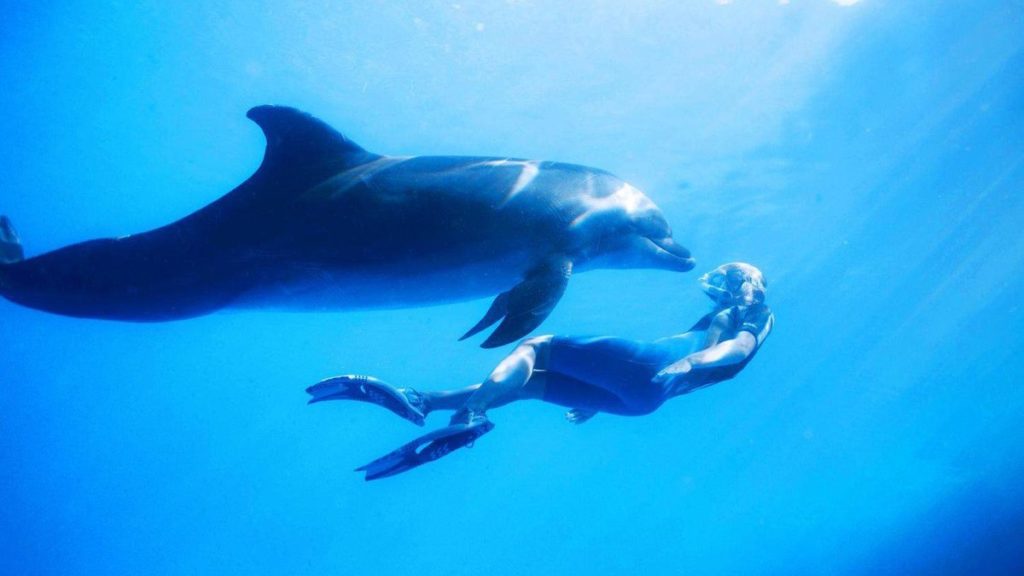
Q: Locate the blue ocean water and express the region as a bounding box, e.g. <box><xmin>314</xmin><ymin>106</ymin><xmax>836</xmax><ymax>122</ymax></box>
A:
<box><xmin>1</xmin><ymin>1</ymin><xmax>1023</xmax><ymax>574</ymax></box>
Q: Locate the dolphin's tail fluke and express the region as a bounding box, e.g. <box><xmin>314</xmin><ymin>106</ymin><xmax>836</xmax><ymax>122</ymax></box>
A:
<box><xmin>0</xmin><ymin>216</ymin><xmax>24</xmax><ymax>265</ymax></box>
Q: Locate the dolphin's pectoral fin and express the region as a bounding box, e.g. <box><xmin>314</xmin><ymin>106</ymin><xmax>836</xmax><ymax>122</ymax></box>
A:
<box><xmin>459</xmin><ymin>292</ymin><xmax>509</xmax><ymax>341</ymax></box>
<box><xmin>468</xmin><ymin>257</ymin><xmax>573</xmax><ymax>349</ymax></box>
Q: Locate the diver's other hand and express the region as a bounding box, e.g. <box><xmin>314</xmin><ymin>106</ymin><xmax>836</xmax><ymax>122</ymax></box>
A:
<box><xmin>565</xmin><ymin>408</ymin><xmax>597</xmax><ymax>425</ymax></box>
<box><xmin>653</xmin><ymin>359</ymin><xmax>692</xmax><ymax>385</ymax></box>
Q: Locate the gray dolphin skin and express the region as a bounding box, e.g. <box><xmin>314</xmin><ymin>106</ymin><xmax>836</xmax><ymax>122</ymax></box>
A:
<box><xmin>0</xmin><ymin>106</ymin><xmax>695</xmax><ymax>347</ymax></box>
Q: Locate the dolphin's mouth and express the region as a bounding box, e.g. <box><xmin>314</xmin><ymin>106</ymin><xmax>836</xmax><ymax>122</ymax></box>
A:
<box><xmin>645</xmin><ymin>236</ymin><xmax>696</xmax><ymax>271</ymax></box>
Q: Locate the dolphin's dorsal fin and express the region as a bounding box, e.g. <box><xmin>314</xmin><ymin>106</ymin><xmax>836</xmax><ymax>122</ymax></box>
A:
<box><xmin>0</xmin><ymin>215</ymin><xmax>24</xmax><ymax>264</ymax></box>
<box><xmin>171</xmin><ymin>106</ymin><xmax>380</xmax><ymax>239</ymax></box>
<box><xmin>246</xmin><ymin>105</ymin><xmax>376</xmax><ymax>172</ymax></box>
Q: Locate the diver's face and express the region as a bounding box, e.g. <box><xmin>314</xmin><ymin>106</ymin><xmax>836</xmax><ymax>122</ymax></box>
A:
<box><xmin>701</xmin><ymin>271</ymin><xmax>733</xmax><ymax>306</ymax></box>
<box><xmin>701</xmin><ymin>268</ymin><xmax>751</xmax><ymax>307</ymax></box>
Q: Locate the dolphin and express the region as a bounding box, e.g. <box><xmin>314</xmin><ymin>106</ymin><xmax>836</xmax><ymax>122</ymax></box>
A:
<box><xmin>0</xmin><ymin>106</ymin><xmax>694</xmax><ymax>347</ymax></box>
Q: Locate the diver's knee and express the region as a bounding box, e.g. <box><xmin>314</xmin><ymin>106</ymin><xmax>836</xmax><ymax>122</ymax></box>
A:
<box><xmin>517</xmin><ymin>335</ymin><xmax>553</xmax><ymax>349</ymax></box>
<box><xmin>515</xmin><ymin>335</ymin><xmax>553</xmax><ymax>367</ymax></box>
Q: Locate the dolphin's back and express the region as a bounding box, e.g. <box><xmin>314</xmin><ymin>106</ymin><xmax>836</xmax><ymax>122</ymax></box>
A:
<box><xmin>280</xmin><ymin>155</ymin><xmax>629</xmax><ymax>258</ymax></box>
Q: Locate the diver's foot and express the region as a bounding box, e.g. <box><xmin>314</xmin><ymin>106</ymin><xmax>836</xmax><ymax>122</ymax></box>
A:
<box><xmin>356</xmin><ymin>418</ymin><xmax>495</xmax><ymax>481</ymax></box>
<box><xmin>306</xmin><ymin>375</ymin><xmax>427</xmax><ymax>426</ymax></box>
<box><xmin>448</xmin><ymin>407</ymin><xmax>489</xmax><ymax>428</ymax></box>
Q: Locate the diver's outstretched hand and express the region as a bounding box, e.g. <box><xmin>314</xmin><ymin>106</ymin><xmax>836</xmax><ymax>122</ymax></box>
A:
<box><xmin>652</xmin><ymin>358</ymin><xmax>692</xmax><ymax>387</ymax></box>
<box><xmin>565</xmin><ymin>408</ymin><xmax>597</xmax><ymax>425</ymax></box>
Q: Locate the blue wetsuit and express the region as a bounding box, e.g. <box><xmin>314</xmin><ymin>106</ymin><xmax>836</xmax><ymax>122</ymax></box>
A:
<box><xmin>541</xmin><ymin>303</ymin><xmax>774</xmax><ymax>415</ymax></box>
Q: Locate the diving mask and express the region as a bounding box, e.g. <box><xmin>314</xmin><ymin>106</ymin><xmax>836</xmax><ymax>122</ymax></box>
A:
<box><xmin>700</xmin><ymin>262</ymin><xmax>767</xmax><ymax>306</ymax></box>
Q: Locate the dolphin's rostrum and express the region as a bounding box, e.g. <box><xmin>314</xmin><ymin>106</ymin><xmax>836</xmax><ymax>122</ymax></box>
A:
<box><xmin>0</xmin><ymin>106</ymin><xmax>694</xmax><ymax>347</ymax></box>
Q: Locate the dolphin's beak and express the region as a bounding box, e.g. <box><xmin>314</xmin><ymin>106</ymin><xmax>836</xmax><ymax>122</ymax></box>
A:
<box><xmin>647</xmin><ymin>237</ymin><xmax>696</xmax><ymax>271</ymax></box>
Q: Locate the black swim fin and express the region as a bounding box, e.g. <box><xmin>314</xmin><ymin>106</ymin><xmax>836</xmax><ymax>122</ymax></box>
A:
<box><xmin>355</xmin><ymin>419</ymin><xmax>494</xmax><ymax>481</ymax></box>
<box><xmin>306</xmin><ymin>375</ymin><xmax>426</xmax><ymax>426</ymax></box>
<box><xmin>460</xmin><ymin>257</ymin><xmax>572</xmax><ymax>348</ymax></box>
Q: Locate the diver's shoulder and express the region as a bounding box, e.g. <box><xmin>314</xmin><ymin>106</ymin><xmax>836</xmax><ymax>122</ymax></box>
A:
<box><xmin>736</xmin><ymin>303</ymin><xmax>774</xmax><ymax>330</ymax></box>
<box><xmin>741</xmin><ymin>302</ymin><xmax>773</xmax><ymax>315</ymax></box>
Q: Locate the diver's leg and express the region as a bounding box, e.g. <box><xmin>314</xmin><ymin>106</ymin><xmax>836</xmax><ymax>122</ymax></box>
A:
<box><xmin>417</xmin><ymin>336</ymin><xmax>551</xmax><ymax>415</ymax></box>
<box><xmin>431</xmin><ymin>336</ymin><xmax>550</xmax><ymax>424</ymax></box>
<box><xmin>421</xmin><ymin>384</ymin><xmax>482</xmax><ymax>410</ymax></box>
<box><xmin>461</xmin><ymin>336</ymin><xmax>551</xmax><ymax>416</ymax></box>
<box><xmin>424</xmin><ymin>375</ymin><xmax>548</xmax><ymax>409</ymax></box>
<box><xmin>355</xmin><ymin>338</ymin><xmax>552</xmax><ymax>479</ymax></box>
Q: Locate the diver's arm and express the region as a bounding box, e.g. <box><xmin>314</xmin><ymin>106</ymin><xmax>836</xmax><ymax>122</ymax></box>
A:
<box><xmin>686</xmin><ymin>331</ymin><xmax>757</xmax><ymax>370</ymax></box>
<box><xmin>652</xmin><ymin>331</ymin><xmax>757</xmax><ymax>384</ymax></box>
<box><xmin>701</xmin><ymin>317</ymin><xmax>728</xmax><ymax>348</ymax></box>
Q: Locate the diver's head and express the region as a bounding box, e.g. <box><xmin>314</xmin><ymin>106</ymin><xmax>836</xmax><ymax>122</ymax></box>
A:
<box><xmin>700</xmin><ymin>262</ymin><xmax>767</xmax><ymax>307</ymax></box>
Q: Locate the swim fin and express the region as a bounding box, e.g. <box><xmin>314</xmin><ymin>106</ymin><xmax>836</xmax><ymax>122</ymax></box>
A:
<box><xmin>306</xmin><ymin>375</ymin><xmax>426</xmax><ymax>426</ymax></box>
<box><xmin>355</xmin><ymin>418</ymin><xmax>494</xmax><ymax>481</ymax></box>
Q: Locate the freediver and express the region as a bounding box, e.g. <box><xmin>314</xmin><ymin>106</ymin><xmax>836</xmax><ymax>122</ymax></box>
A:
<box><xmin>308</xmin><ymin>262</ymin><xmax>775</xmax><ymax>480</ymax></box>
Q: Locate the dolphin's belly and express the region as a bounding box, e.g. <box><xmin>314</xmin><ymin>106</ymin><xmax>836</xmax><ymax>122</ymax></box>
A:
<box><xmin>229</xmin><ymin>250</ymin><xmax>531</xmax><ymax>310</ymax></box>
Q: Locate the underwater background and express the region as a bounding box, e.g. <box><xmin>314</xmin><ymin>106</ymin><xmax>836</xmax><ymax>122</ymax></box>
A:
<box><xmin>2</xmin><ymin>1</ymin><xmax>1023</xmax><ymax>574</ymax></box>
